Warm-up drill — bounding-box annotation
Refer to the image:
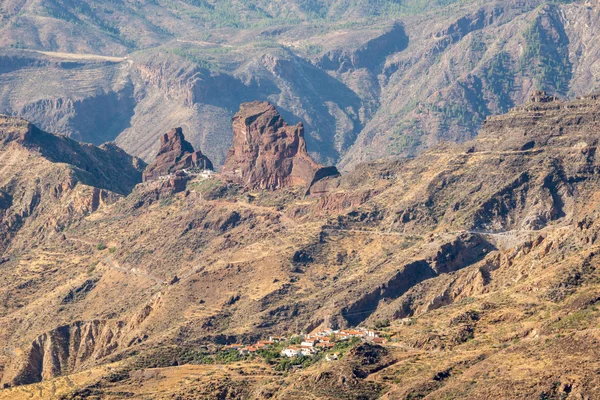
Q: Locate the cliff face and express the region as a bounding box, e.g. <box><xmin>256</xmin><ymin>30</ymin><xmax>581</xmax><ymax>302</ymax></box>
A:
<box><xmin>0</xmin><ymin>115</ymin><xmax>144</xmax><ymax>254</ymax></box>
<box><xmin>10</xmin><ymin>96</ymin><xmax>600</xmax><ymax>398</ymax></box>
<box><xmin>8</xmin><ymin>295</ymin><xmax>161</xmax><ymax>386</ymax></box>
<box><xmin>222</xmin><ymin>101</ymin><xmax>339</xmax><ymax>190</ymax></box>
<box><xmin>7</xmin><ymin>0</ymin><xmax>600</xmax><ymax>171</ymax></box>
<box><xmin>142</xmin><ymin>127</ymin><xmax>213</xmax><ymax>182</ymax></box>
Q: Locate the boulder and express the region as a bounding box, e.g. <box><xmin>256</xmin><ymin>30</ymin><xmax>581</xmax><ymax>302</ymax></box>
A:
<box><xmin>142</xmin><ymin>128</ymin><xmax>213</xmax><ymax>182</ymax></box>
<box><xmin>222</xmin><ymin>101</ymin><xmax>339</xmax><ymax>190</ymax></box>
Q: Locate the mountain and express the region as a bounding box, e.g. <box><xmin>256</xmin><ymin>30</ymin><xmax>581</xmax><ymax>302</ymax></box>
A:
<box><xmin>3</xmin><ymin>0</ymin><xmax>600</xmax><ymax>170</ymax></box>
<box><xmin>221</xmin><ymin>101</ymin><xmax>339</xmax><ymax>190</ymax></box>
<box><xmin>2</xmin><ymin>94</ymin><xmax>600</xmax><ymax>398</ymax></box>
<box><xmin>0</xmin><ymin>115</ymin><xmax>144</xmax><ymax>254</ymax></box>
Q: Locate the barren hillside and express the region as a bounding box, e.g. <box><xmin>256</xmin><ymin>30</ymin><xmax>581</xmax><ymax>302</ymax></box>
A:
<box><xmin>5</xmin><ymin>1</ymin><xmax>600</xmax><ymax>170</ymax></box>
<box><xmin>0</xmin><ymin>92</ymin><xmax>600</xmax><ymax>398</ymax></box>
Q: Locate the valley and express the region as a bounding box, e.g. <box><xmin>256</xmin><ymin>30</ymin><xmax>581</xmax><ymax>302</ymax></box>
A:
<box><xmin>1</xmin><ymin>0</ymin><xmax>600</xmax><ymax>170</ymax></box>
<box><xmin>0</xmin><ymin>91</ymin><xmax>599</xmax><ymax>398</ymax></box>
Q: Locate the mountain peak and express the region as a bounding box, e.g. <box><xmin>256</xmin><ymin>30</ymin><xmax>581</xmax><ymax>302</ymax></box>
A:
<box><xmin>143</xmin><ymin>127</ymin><xmax>213</xmax><ymax>182</ymax></box>
<box><xmin>222</xmin><ymin>101</ymin><xmax>339</xmax><ymax>190</ymax></box>
<box><xmin>0</xmin><ymin>115</ymin><xmax>145</xmax><ymax>195</ymax></box>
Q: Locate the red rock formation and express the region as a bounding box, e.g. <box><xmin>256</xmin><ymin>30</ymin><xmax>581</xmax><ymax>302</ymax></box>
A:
<box><xmin>222</xmin><ymin>101</ymin><xmax>339</xmax><ymax>190</ymax></box>
<box><xmin>142</xmin><ymin>127</ymin><xmax>213</xmax><ymax>182</ymax></box>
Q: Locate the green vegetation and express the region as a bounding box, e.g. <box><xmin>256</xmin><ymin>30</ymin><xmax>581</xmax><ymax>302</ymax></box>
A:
<box><xmin>96</xmin><ymin>243</ymin><xmax>107</xmax><ymax>251</ymax></box>
<box><xmin>550</xmin><ymin>306</ymin><xmax>600</xmax><ymax>331</ymax></box>
<box><xmin>303</xmin><ymin>44</ymin><xmax>324</xmax><ymax>56</ymax></box>
<box><xmin>520</xmin><ymin>10</ymin><xmax>572</xmax><ymax>95</ymax></box>
<box><xmin>131</xmin><ymin>336</ymin><xmax>365</xmax><ymax>374</ymax></box>
<box><xmin>42</xmin><ymin>2</ymin><xmax>121</xmax><ymax>36</ymax></box>
<box><xmin>133</xmin><ymin>346</ymin><xmax>216</xmax><ymax>369</ymax></box>
<box><xmin>159</xmin><ymin>197</ymin><xmax>175</xmax><ymax>207</ymax></box>
<box><xmin>485</xmin><ymin>52</ymin><xmax>515</xmax><ymax>112</ymax></box>
<box><xmin>166</xmin><ymin>48</ymin><xmax>216</xmax><ymax>71</ymax></box>
<box><xmin>274</xmin><ymin>354</ymin><xmax>323</xmax><ymax>371</ymax></box>
<box><xmin>430</xmin><ymin>102</ymin><xmax>483</xmax><ymax>129</ymax></box>
<box><xmin>214</xmin><ymin>349</ymin><xmax>245</xmax><ymax>363</ymax></box>
<box><xmin>388</xmin><ymin>119</ymin><xmax>424</xmax><ymax>154</ymax></box>
<box><xmin>332</xmin><ymin>336</ymin><xmax>361</xmax><ymax>352</ymax></box>
<box><xmin>374</xmin><ymin>319</ymin><xmax>391</xmax><ymax>329</ymax></box>
<box><xmin>31</xmin><ymin>0</ymin><xmax>476</xmax><ymax>50</ymax></box>
<box><xmin>87</xmin><ymin>262</ymin><xmax>97</xmax><ymax>275</ymax></box>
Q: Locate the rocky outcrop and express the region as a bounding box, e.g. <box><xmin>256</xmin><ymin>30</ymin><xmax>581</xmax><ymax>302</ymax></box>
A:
<box><xmin>9</xmin><ymin>320</ymin><xmax>127</xmax><ymax>386</ymax></box>
<box><xmin>339</xmin><ymin>234</ymin><xmax>491</xmax><ymax>326</ymax></box>
<box><xmin>142</xmin><ymin>127</ymin><xmax>213</xmax><ymax>182</ymax></box>
<box><xmin>5</xmin><ymin>295</ymin><xmax>162</xmax><ymax>387</ymax></box>
<box><xmin>0</xmin><ymin>115</ymin><xmax>146</xmax><ymax>195</ymax></box>
<box><xmin>0</xmin><ymin>116</ymin><xmax>144</xmax><ymax>253</ymax></box>
<box><xmin>222</xmin><ymin>101</ymin><xmax>339</xmax><ymax>191</ymax></box>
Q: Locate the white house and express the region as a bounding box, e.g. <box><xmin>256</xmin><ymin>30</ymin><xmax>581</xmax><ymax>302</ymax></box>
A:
<box><xmin>281</xmin><ymin>347</ymin><xmax>300</xmax><ymax>358</ymax></box>
<box><xmin>301</xmin><ymin>338</ymin><xmax>318</xmax><ymax>348</ymax></box>
<box><xmin>299</xmin><ymin>346</ymin><xmax>317</xmax><ymax>356</ymax></box>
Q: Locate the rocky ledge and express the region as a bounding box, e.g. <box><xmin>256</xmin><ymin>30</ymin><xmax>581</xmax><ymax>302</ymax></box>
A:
<box><xmin>222</xmin><ymin>101</ymin><xmax>339</xmax><ymax>191</ymax></box>
<box><xmin>142</xmin><ymin>127</ymin><xmax>213</xmax><ymax>182</ymax></box>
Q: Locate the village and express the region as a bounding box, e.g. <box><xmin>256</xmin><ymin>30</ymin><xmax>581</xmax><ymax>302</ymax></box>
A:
<box><xmin>220</xmin><ymin>327</ymin><xmax>389</xmax><ymax>364</ymax></box>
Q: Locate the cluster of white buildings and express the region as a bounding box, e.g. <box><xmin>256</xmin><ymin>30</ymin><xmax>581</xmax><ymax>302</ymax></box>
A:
<box><xmin>219</xmin><ymin>328</ymin><xmax>387</xmax><ymax>361</ymax></box>
<box><xmin>280</xmin><ymin>327</ymin><xmax>387</xmax><ymax>359</ymax></box>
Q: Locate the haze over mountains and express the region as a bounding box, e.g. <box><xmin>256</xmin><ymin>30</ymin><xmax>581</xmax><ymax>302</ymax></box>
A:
<box><xmin>4</xmin><ymin>0</ymin><xmax>600</xmax><ymax>399</ymax></box>
<box><xmin>1</xmin><ymin>0</ymin><xmax>600</xmax><ymax>169</ymax></box>
<box><xmin>2</xmin><ymin>86</ymin><xmax>600</xmax><ymax>399</ymax></box>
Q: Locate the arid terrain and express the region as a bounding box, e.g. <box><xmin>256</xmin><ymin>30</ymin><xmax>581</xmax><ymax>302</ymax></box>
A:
<box><xmin>0</xmin><ymin>91</ymin><xmax>599</xmax><ymax>399</ymax></box>
<box><xmin>4</xmin><ymin>1</ymin><xmax>600</xmax><ymax>399</ymax></box>
<box><xmin>2</xmin><ymin>0</ymin><xmax>600</xmax><ymax>169</ymax></box>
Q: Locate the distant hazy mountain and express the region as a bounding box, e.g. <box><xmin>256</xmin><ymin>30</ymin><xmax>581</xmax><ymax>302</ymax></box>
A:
<box><xmin>0</xmin><ymin>0</ymin><xmax>594</xmax><ymax>170</ymax></box>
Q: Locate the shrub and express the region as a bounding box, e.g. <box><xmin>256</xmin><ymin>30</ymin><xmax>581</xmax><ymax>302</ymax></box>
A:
<box><xmin>87</xmin><ymin>263</ymin><xmax>97</xmax><ymax>275</ymax></box>
<box><xmin>374</xmin><ymin>319</ymin><xmax>391</xmax><ymax>329</ymax></box>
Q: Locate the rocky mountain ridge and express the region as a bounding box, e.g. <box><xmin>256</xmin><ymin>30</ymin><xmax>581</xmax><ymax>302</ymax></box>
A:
<box><xmin>5</xmin><ymin>1</ymin><xmax>600</xmax><ymax>172</ymax></box>
<box><xmin>2</xmin><ymin>92</ymin><xmax>600</xmax><ymax>398</ymax></box>
<box><xmin>0</xmin><ymin>115</ymin><xmax>144</xmax><ymax>255</ymax></box>
<box><xmin>142</xmin><ymin>127</ymin><xmax>213</xmax><ymax>182</ymax></box>
<box><xmin>222</xmin><ymin>101</ymin><xmax>339</xmax><ymax>191</ymax></box>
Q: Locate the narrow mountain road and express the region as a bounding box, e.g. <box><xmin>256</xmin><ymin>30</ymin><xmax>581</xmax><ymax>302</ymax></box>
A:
<box><xmin>31</xmin><ymin>49</ymin><xmax>128</xmax><ymax>62</ymax></box>
<box><xmin>428</xmin><ymin>146</ymin><xmax>594</xmax><ymax>158</ymax></box>
<box><xmin>324</xmin><ymin>227</ymin><xmax>549</xmax><ymax>238</ymax></box>
<box><xmin>465</xmin><ymin>229</ymin><xmax>543</xmax><ymax>237</ymax></box>
<box><xmin>176</xmin><ymin>39</ymin><xmax>232</xmax><ymax>48</ymax></box>
<box><xmin>323</xmin><ymin>228</ymin><xmax>418</xmax><ymax>237</ymax></box>
<box><xmin>65</xmin><ymin>237</ymin><xmax>97</xmax><ymax>246</ymax></box>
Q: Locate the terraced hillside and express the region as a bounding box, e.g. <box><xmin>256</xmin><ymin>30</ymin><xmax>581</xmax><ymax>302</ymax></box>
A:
<box><xmin>1</xmin><ymin>92</ymin><xmax>600</xmax><ymax>398</ymax></box>
<box><xmin>5</xmin><ymin>0</ymin><xmax>600</xmax><ymax>170</ymax></box>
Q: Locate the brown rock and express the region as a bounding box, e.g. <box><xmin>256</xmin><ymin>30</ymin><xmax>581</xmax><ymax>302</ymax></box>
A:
<box><xmin>222</xmin><ymin>101</ymin><xmax>339</xmax><ymax>190</ymax></box>
<box><xmin>529</xmin><ymin>90</ymin><xmax>559</xmax><ymax>104</ymax></box>
<box><xmin>142</xmin><ymin>128</ymin><xmax>213</xmax><ymax>182</ymax></box>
